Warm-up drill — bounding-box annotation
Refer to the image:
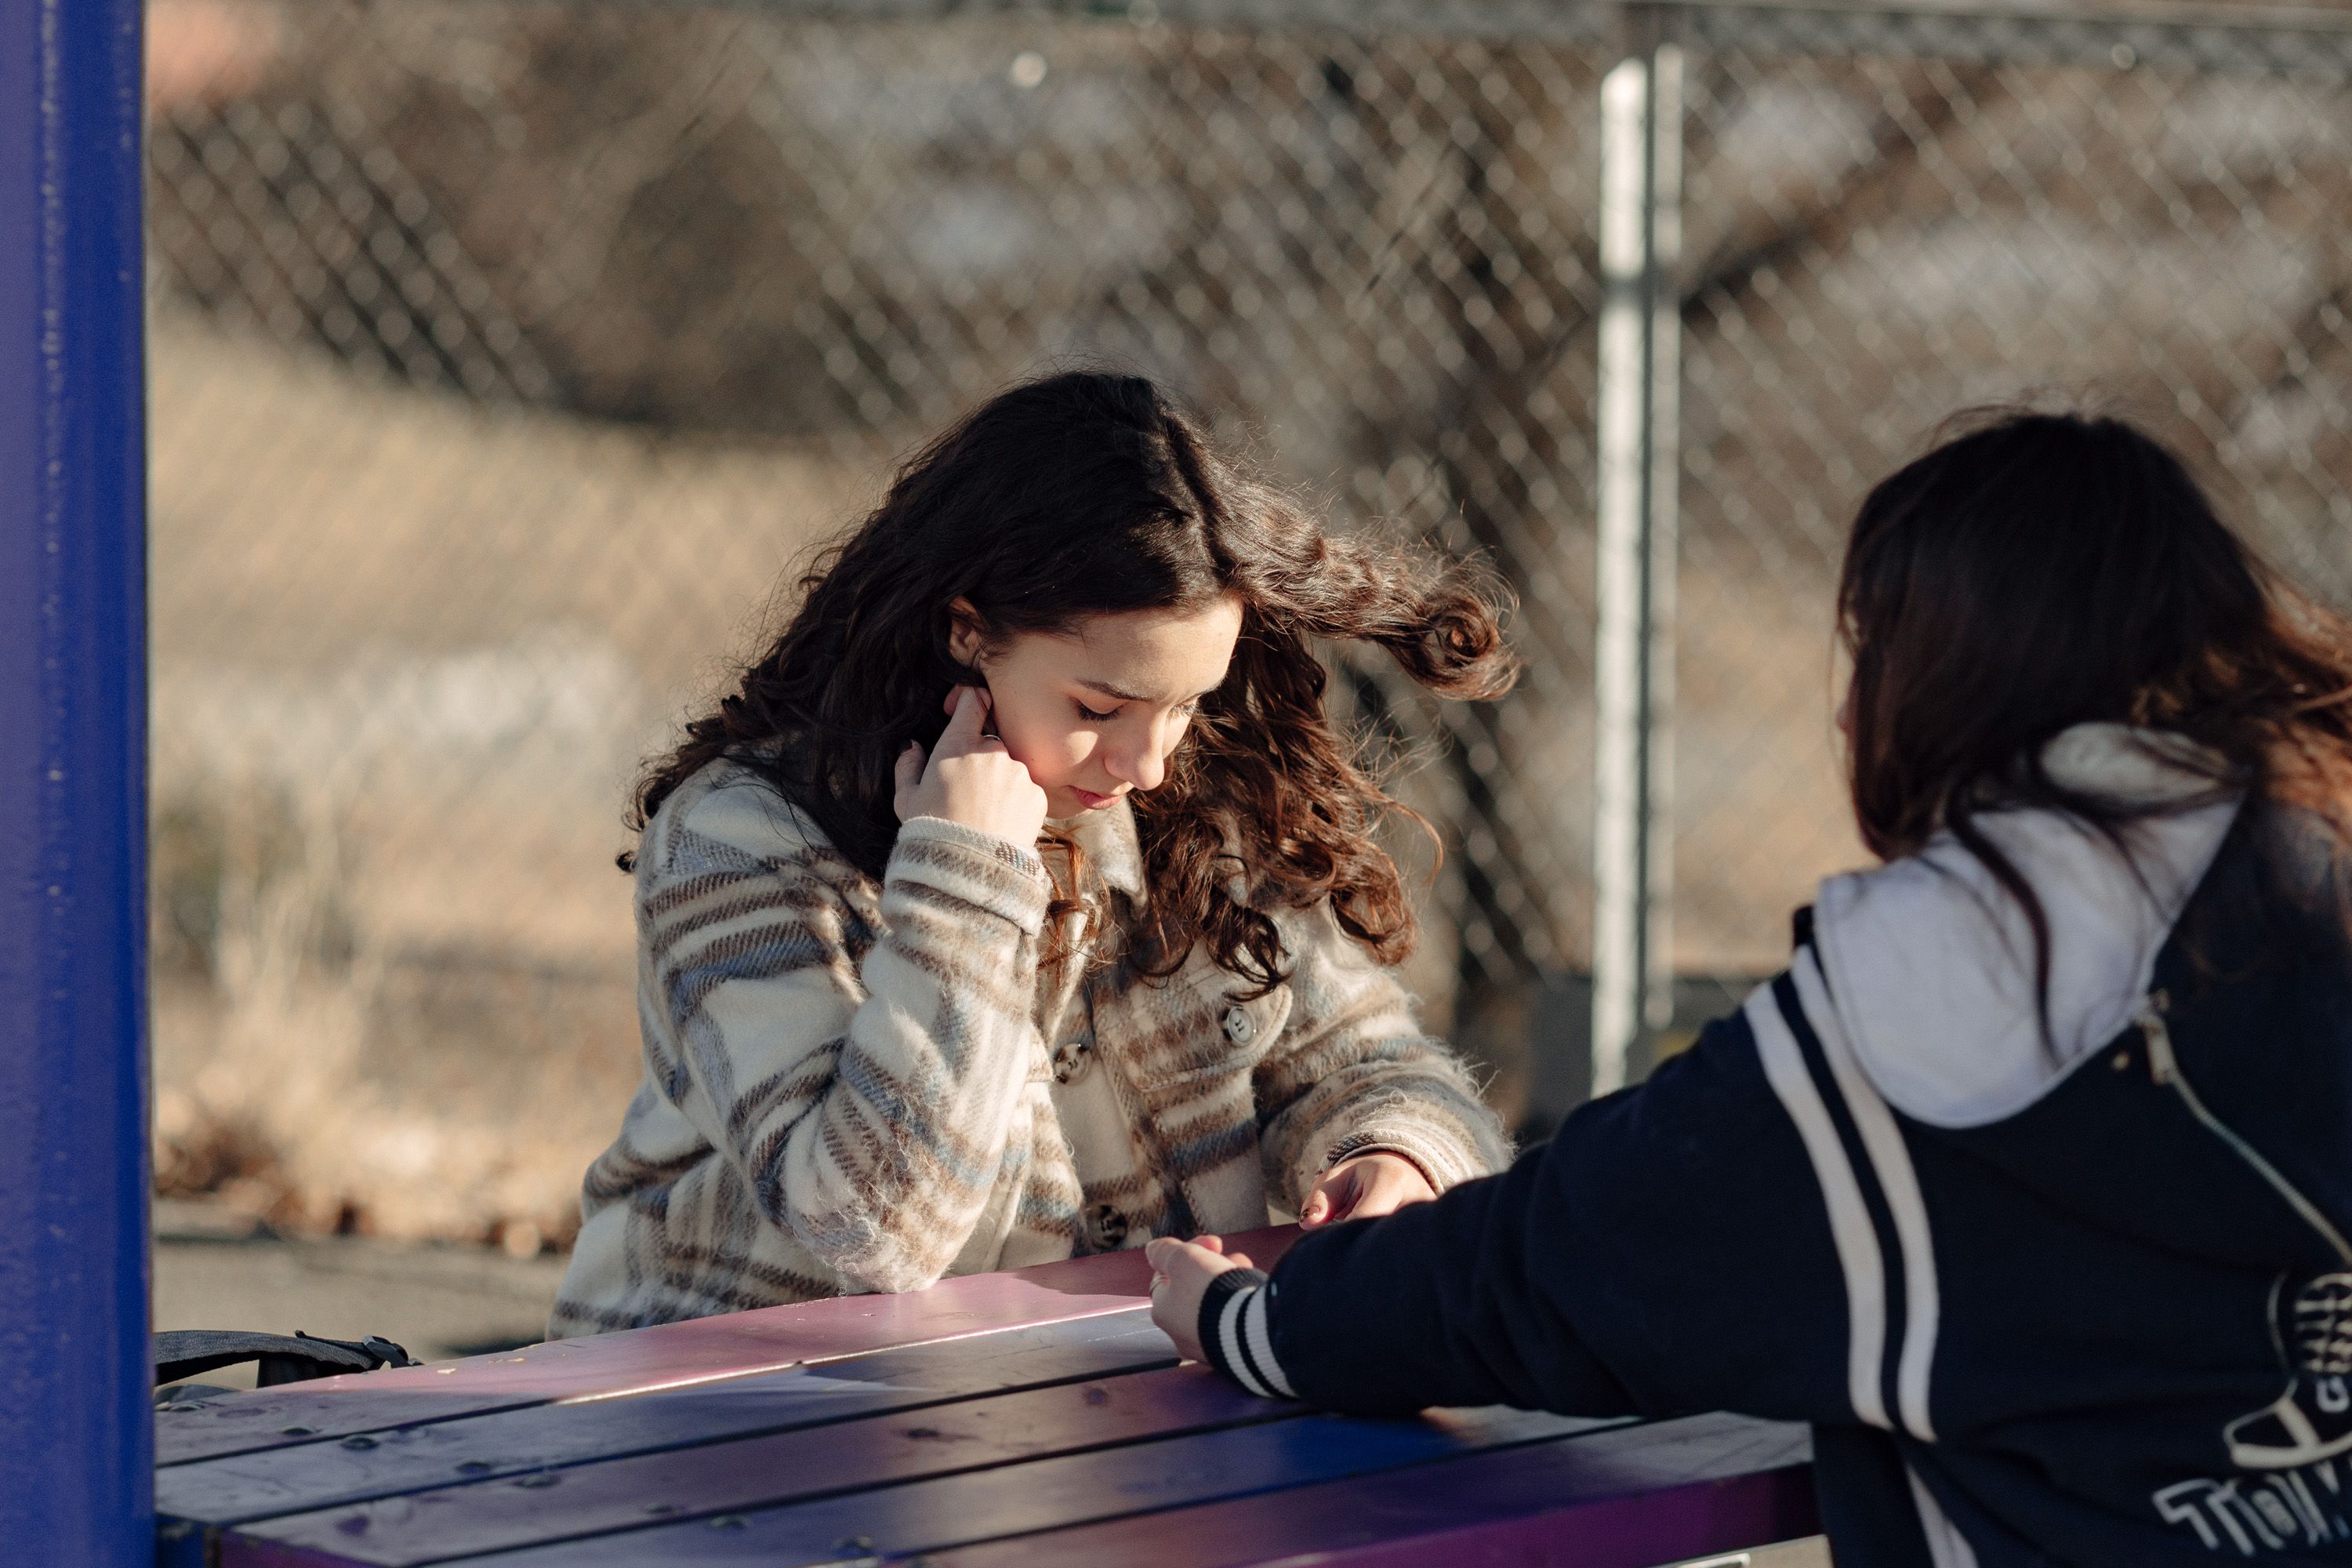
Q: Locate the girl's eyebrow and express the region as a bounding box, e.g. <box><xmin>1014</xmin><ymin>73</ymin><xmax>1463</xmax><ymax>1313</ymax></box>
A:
<box><xmin>1077</xmin><ymin>677</ymin><xmax>1212</xmax><ymax>704</ymax></box>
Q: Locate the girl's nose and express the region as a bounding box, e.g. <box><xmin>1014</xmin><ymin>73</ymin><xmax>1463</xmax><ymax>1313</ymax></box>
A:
<box><xmin>1105</xmin><ymin>746</ymin><xmax>1163</xmax><ymax>793</ymax></box>
<box><xmin>1104</xmin><ymin>724</ymin><xmax>1171</xmax><ymax>793</ymax></box>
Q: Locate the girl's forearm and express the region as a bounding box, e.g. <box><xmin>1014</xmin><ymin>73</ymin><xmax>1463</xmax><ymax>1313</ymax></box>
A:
<box><xmin>659</xmin><ymin>814</ymin><xmax>1055</xmax><ymax>1294</ymax></box>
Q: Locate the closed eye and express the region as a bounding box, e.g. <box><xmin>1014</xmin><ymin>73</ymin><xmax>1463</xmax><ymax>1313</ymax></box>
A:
<box><xmin>1076</xmin><ymin>701</ymin><xmax>1119</xmax><ymax>723</ymax></box>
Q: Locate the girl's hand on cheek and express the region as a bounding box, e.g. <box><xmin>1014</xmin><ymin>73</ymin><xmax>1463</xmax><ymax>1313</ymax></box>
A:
<box><xmin>893</xmin><ymin>686</ymin><xmax>1049</xmax><ymax>848</ymax></box>
<box><xmin>1146</xmin><ymin>1234</ymin><xmax>1252</xmax><ymax>1361</ymax></box>
<box><xmin>1301</xmin><ymin>1152</ymin><xmax>1436</xmax><ymax>1227</ymax></box>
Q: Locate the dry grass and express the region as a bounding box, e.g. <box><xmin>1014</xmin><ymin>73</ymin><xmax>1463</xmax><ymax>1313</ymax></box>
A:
<box><xmin>150</xmin><ymin>309</ymin><xmax>869</xmax><ymax>1245</ymax></box>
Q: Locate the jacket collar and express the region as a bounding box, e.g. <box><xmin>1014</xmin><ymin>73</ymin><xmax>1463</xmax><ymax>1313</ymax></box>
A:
<box><xmin>1057</xmin><ymin>795</ymin><xmax>1146</xmax><ymax>905</ymax></box>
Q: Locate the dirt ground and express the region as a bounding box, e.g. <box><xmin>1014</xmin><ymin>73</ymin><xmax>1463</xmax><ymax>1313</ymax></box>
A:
<box><xmin>152</xmin><ymin>1197</ymin><xmax>568</xmax><ymax>1388</ymax></box>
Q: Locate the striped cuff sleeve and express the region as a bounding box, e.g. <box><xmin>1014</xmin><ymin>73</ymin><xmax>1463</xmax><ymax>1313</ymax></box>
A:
<box><xmin>1320</xmin><ymin>1138</ymin><xmax>1446</xmax><ymax>1196</ymax></box>
<box><xmin>1194</xmin><ymin>1268</ymin><xmax>1295</xmax><ymax>1399</ymax></box>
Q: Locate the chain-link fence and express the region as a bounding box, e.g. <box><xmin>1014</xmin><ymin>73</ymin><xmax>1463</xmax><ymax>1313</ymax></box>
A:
<box><xmin>142</xmin><ymin>0</ymin><xmax>2352</xmax><ymax>1243</ymax></box>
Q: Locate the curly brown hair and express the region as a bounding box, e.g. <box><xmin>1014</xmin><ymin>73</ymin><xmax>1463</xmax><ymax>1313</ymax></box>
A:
<box><xmin>630</xmin><ymin>370</ymin><xmax>1519</xmax><ymax>989</ymax></box>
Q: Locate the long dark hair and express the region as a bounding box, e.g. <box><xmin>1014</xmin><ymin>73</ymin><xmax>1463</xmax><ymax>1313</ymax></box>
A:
<box><xmin>630</xmin><ymin>370</ymin><xmax>1519</xmax><ymax>989</ymax></box>
<box><xmin>1839</xmin><ymin>407</ymin><xmax>2352</xmax><ymax>1016</ymax></box>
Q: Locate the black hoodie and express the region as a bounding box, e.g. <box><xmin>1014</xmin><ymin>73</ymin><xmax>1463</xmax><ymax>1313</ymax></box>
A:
<box><xmin>1197</xmin><ymin>727</ymin><xmax>2352</xmax><ymax>1566</ymax></box>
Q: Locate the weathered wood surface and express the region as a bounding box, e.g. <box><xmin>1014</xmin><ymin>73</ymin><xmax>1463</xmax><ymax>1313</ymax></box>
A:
<box><xmin>158</xmin><ymin>1226</ymin><xmax>1258</xmax><ymax>1468</ymax></box>
<box><xmin>159</xmin><ymin>1313</ymin><xmax>1175</xmax><ymax>1526</ymax></box>
<box><xmin>913</xmin><ymin>1409</ymin><xmax>1816</xmax><ymax>1568</ymax></box>
<box><xmin>160</xmin><ymin>1225</ymin><xmax>1818</xmax><ymax>1567</ymax></box>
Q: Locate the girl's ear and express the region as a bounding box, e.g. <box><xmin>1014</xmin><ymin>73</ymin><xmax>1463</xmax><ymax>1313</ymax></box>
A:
<box><xmin>946</xmin><ymin>597</ymin><xmax>988</xmax><ymax>668</ymax></box>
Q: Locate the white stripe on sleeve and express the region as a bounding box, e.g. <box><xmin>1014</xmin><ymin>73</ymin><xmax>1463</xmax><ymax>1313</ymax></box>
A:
<box><xmin>1745</xmin><ymin>978</ymin><xmax>1891</xmax><ymax>1430</ymax></box>
<box><xmin>1797</xmin><ymin>949</ymin><xmax>1941</xmax><ymax>1443</ymax></box>
<box><xmin>1218</xmin><ymin>1285</ymin><xmax>1273</xmax><ymax>1397</ymax></box>
<box><xmin>1241</xmin><ymin>1286</ymin><xmax>1296</xmax><ymax>1398</ymax></box>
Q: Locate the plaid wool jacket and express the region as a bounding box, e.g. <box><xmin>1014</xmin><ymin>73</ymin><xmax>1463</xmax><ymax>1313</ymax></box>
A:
<box><xmin>549</xmin><ymin>759</ymin><xmax>1509</xmax><ymax>1335</ymax></box>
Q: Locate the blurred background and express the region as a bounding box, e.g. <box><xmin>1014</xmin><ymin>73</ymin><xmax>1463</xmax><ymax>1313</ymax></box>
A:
<box><xmin>143</xmin><ymin>0</ymin><xmax>2352</xmax><ymax>1356</ymax></box>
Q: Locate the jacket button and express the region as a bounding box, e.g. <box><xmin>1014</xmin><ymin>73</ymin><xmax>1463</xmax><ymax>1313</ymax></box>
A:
<box><xmin>1084</xmin><ymin>1202</ymin><xmax>1130</xmax><ymax>1250</ymax></box>
<box><xmin>1221</xmin><ymin>1005</ymin><xmax>1255</xmax><ymax>1045</ymax></box>
<box><xmin>1051</xmin><ymin>1039</ymin><xmax>1092</xmax><ymax>1085</ymax></box>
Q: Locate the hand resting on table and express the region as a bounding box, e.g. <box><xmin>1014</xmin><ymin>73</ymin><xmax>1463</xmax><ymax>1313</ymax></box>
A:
<box><xmin>1149</xmin><ymin>1151</ymin><xmax>1434</xmax><ymax>1361</ymax></box>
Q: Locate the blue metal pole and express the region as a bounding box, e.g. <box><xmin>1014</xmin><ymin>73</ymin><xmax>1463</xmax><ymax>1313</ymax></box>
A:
<box><xmin>0</xmin><ymin>0</ymin><xmax>152</xmax><ymax>1552</ymax></box>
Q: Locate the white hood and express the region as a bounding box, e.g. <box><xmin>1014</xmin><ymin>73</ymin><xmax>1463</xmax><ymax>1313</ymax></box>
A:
<box><xmin>1813</xmin><ymin>724</ymin><xmax>2240</xmax><ymax>1128</ymax></box>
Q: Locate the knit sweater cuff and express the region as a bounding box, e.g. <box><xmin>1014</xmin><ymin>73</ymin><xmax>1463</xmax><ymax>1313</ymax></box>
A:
<box><xmin>1319</xmin><ymin>1113</ymin><xmax>1491</xmax><ymax>1196</ymax></box>
<box><xmin>887</xmin><ymin>816</ymin><xmax>1053</xmax><ymax>933</ymax></box>
<box><xmin>1321</xmin><ymin>1138</ymin><xmax>1447</xmax><ymax>1196</ymax></box>
<box><xmin>1195</xmin><ymin>1268</ymin><xmax>1293</xmax><ymax>1399</ymax></box>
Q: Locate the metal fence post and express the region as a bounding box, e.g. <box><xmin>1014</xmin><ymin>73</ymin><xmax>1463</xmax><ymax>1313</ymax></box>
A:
<box><xmin>1592</xmin><ymin>24</ymin><xmax>1681</xmax><ymax>1097</ymax></box>
<box><xmin>0</xmin><ymin>0</ymin><xmax>154</xmax><ymax>1555</ymax></box>
<box><xmin>1646</xmin><ymin>41</ymin><xmax>1683</xmax><ymax>1047</ymax></box>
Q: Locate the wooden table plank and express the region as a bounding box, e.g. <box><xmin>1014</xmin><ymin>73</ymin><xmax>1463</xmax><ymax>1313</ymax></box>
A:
<box><xmin>914</xmin><ymin>1411</ymin><xmax>1814</xmax><ymax>1568</ymax></box>
<box><xmin>180</xmin><ymin>1225</ymin><xmax>1815</xmax><ymax>1568</ymax></box>
<box><xmin>161</xmin><ymin>1312</ymin><xmax>1172</xmax><ymax>1527</ymax></box>
<box><xmin>230</xmin><ymin>1363</ymin><xmax>1299</xmax><ymax>1566</ymax></box>
<box><xmin>159</xmin><ymin>1226</ymin><xmax>1296</xmax><ymax>1468</ymax></box>
<box><xmin>246</xmin><ymin>1407</ymin><xmax>1602</xmax><ymax>1568</ymax></box>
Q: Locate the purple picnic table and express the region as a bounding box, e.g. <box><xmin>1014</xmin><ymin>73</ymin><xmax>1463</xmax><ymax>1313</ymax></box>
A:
<box><xmin>154</xmin><ymin>1225</ymin><xmax>1818</xmax><ymax>1567</ymax></box>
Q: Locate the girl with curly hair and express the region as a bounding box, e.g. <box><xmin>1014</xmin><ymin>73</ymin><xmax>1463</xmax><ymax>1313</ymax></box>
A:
<box><xmin>551</xmin><ymin>370</ymin><xmax>1517</xmax><ymax>1333</ymax></box>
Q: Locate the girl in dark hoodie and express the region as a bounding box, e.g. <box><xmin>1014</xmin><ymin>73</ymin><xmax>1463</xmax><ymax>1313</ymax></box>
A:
<box><xmin>1149</xmin><ymin>408</ymin><xmax>2352</xmax><ymax>1566</ymax></box>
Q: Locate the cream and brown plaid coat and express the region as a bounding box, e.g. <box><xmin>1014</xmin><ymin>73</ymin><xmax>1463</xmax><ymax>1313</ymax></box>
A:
<box><xmin>549</xmin><ymin>759</ymin><xmax>1508</xmax><ymax>1336</ymax></box>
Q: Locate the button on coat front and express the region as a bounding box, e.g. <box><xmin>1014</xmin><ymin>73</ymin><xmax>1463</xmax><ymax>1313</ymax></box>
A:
<box><xmin>1050</xmin><ymin>1038</ymin><xmax>1093</xmax><ymax>1085</ymax></box>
